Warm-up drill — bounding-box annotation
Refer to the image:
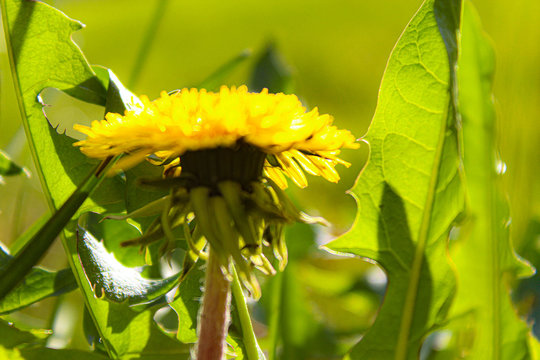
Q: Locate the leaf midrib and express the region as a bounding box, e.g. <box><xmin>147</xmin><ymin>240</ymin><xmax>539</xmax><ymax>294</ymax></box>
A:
<box><xmin>394</xmin><ymin>102</ymin><xmax>451</xmax><ymax>360</ymax></box>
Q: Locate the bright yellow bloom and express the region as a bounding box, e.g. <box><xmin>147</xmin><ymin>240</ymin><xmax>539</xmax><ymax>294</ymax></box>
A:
<box><xmin>74</xmin><ymin>85</ymin><xmax>358</xmax><ymax>188</ymax></box>
<box><xmin>74</xmin><ymin>85</ymin><xmax>358</xmax><ymax>298</ymax></box>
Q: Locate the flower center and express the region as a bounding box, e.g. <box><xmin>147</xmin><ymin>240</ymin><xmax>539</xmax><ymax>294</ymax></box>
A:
<box><xmin>178</xmin><ymin>142</ymin><xmax>266</xmax><ymax>189</ymax></box>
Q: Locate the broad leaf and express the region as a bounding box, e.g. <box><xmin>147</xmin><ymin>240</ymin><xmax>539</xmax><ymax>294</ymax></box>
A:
<box><xmin>1</xmin><ymin>0</ymin><xmax>125</xmax><ymax>214</ymax></box>
<box><xmin>0</xmin><ymin>1</ymin><xmax>125</xmax><ymax>299</ymax></box>
<box><xmin>69</xmin><ymin>225</ymin><xmax>190</xmax><ymax>360</ymax></box>
<box><xmin>82</xmin><ymin>212</ymin><xmax>146</xmax><ymax>268</ymax></box>
<box><xmin>0</xmin><ymin>150</ymin><xmax>27</xmax><ymax>177</ymax></box>
<box><xmin>0</xmin><ymin>1</ymin><xmax>190</xmax><ymax>358</ymax></box>
<box><xmin>446</xmin><ymin>3</ymin><xmax>537</xmax><ymax>358</ymax></box>
<box><xmin>326</xmin><ymin>0</ymin><xmax>464</xmax><ymax>358</ymax></box>
<box><xmin>76</xmin><ymin>221</ymin><xmax>180</xmax><ymax>305</ymax></box>
<box><xmin>0</xmin><ymin>244</ymin><xmax>76</xmax><ymax>314</ymax></box>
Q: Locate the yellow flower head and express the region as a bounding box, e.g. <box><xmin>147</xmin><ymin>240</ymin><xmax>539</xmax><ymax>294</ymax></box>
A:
<box><xmin>74</xmin><ymin>85</ymin><xmax>358</xmax><ymax>188</ymax></box>
<box><xmin>74</xmin><ymin>85</ymin><xmax>358</xmax><ymax>298</ymax></box>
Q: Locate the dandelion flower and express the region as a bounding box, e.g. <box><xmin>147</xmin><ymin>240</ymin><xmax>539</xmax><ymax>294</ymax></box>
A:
<box><xmin>74</xmin><ymin>85</ymin><xmax>358</xmax><ymax>297</ymax></box>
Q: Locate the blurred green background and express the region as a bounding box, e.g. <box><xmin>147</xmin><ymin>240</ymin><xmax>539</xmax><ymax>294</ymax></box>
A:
<box><xmin>0</xmin><ymin>0</ymin><xmax>539</xmax><ymax>354</ymax></box>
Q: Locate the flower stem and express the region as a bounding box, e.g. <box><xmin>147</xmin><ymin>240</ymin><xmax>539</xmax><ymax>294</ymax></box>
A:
<box><xmin>197</xmin><ymin>248</ymin><xmax>231</xmax><ymax>360</ymax></box>
<box><xmin>231</xmin><ymin>265</ymin><xmax>260</xmax><ymax>360</ymax></box>
<box><xmin>267</xmin><ymin>266</ymin><xmax>284</xmax><ymax>360</ymax></box>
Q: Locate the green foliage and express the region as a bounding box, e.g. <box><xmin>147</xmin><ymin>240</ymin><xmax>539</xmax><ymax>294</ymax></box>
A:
<box><xmin>0</xmin><ymin>0</ymin><xmax>538</xmax><ymax>358</ymax></box>
<box><xmin>170</xmin><ymin>265</ymin><xmax>205</xmax><ymax>344</ymax></box>
<box><xmin>0</xmin><ymin>0</ymin><xmax>189</xmax><ymax>358</ymax></box>
<box><xmin>0</xmin><ymin>157</ymin><xmax>117</xmax><ymax>301</ymax></box>
<box><xmin>1</xmin><ymin>0</ymin><xmax>123</xmax><ymax>213</ymax></box>
<box><xmin>76</xmin><ymin>221</ymin><xmax>181</xmax><ymax>305</ymax></box>
<box><xmin>0</xmin><ymin>319</ymin><xmax>106</xmax><ymax>360</ymax></box>
<box><xmin>0</xmin><ymin>245</ymin><xmax>76</xmax><ymax>314</ymax></box>
<box><xmin>0</xmin><ymin>150</ymin><xmax>26</xmax><ymax>177</ymax></box>
<box><xmin>441</xmin><ymin>2</ymin><xmax>537</xmax><ymax>359</ymax></box>
<box><xmin>327</xmin><ymin>0</ymin><xmax>465</xmax><ymax>358</ymax></box>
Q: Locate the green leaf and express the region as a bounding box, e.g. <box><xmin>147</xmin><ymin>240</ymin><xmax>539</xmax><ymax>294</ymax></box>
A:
<box><xmin>0</xmin><ymin>1</ymin><xmax>191</xmax><ymax>357</ymax></box>
<box><xmin>1</xmin><ymin>0</ymin><xmax>124</xmax><ymax>215</ymax></box>
<box><xmin>0</xmin><ymin>150</ymin><xmax>27</xmax><ymax>177</ymax></box>
<box><xmin>104</xmin><ymin>69</ymin><xmax>143</xmax><ymax>115</ymax></box>
<box><xmin>66</xmin><ymin>227</ymin><xmax>190</xmax><ymax>359</ymax></box>
<box><xmin>249</xmin><ymin>42</ymin><xmax>294</xmax><ymax>94</ymax></box>
<box><xmin>76</xmin><ymin>218</ymin><xmax>181</xmax><ymax>305</ymax></box>
<box><xmin>0</xmin><ymin>244</ymin><xmax>76</xmax><ymax>314</ymax></box>
<box><xmin>82</xmin><ymin>212</ymin><xmax>146</xmax><ymax>268</ymax></box>
<box><xmin>446</xmin><ymin>2</ymin><xmax>537</xmax><ymax>358</ymax></box>
<box><xmin>7</xmin><ymin>213</ymin><xmax>48</xmax><ymax>255</ymax></box>
<box><xmin>325</xmin><ymin>0</ymin><xmax>465</xmax><ymax>358</ymax></box>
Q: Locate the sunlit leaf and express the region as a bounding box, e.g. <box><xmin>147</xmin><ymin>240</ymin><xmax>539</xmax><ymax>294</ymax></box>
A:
<box><xmin>76</xmin><ymin>220</ymin><xmax>180</xmax><ymax>306</ymax></box>
<box><xmin>70</xmin><ymin>256</ymin><xmax>190</xmax><ymax>359</ymax></box>
<box><xmin>326</xmin><ymin>0</ymin><xmax>464</xmax><ymax>358</ymax></box>
<box><xmin>1</xmin><ymin>0</ymin><xmax>124</xmax><ymax>216</ymax></box>
<box><xmin>81</xmin><ymin>212</ymin><xmax>146</xmax><ymax>268</ymax></box>
<box><xmin>445</xmin><ymin>2</ymin><xmax>537</xmax><ymax>358</ymax></box>
<box><xmin>0</xmin><ymin>1</ymin><xmax>192</xmax><ymax>357</ymax></box>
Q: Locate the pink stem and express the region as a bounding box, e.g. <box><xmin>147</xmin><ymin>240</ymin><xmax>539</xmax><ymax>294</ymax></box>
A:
<box><xmin>197</xmin><ymin>249</ymin><xmax>231</xmax><ymax>360</ymax></box>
